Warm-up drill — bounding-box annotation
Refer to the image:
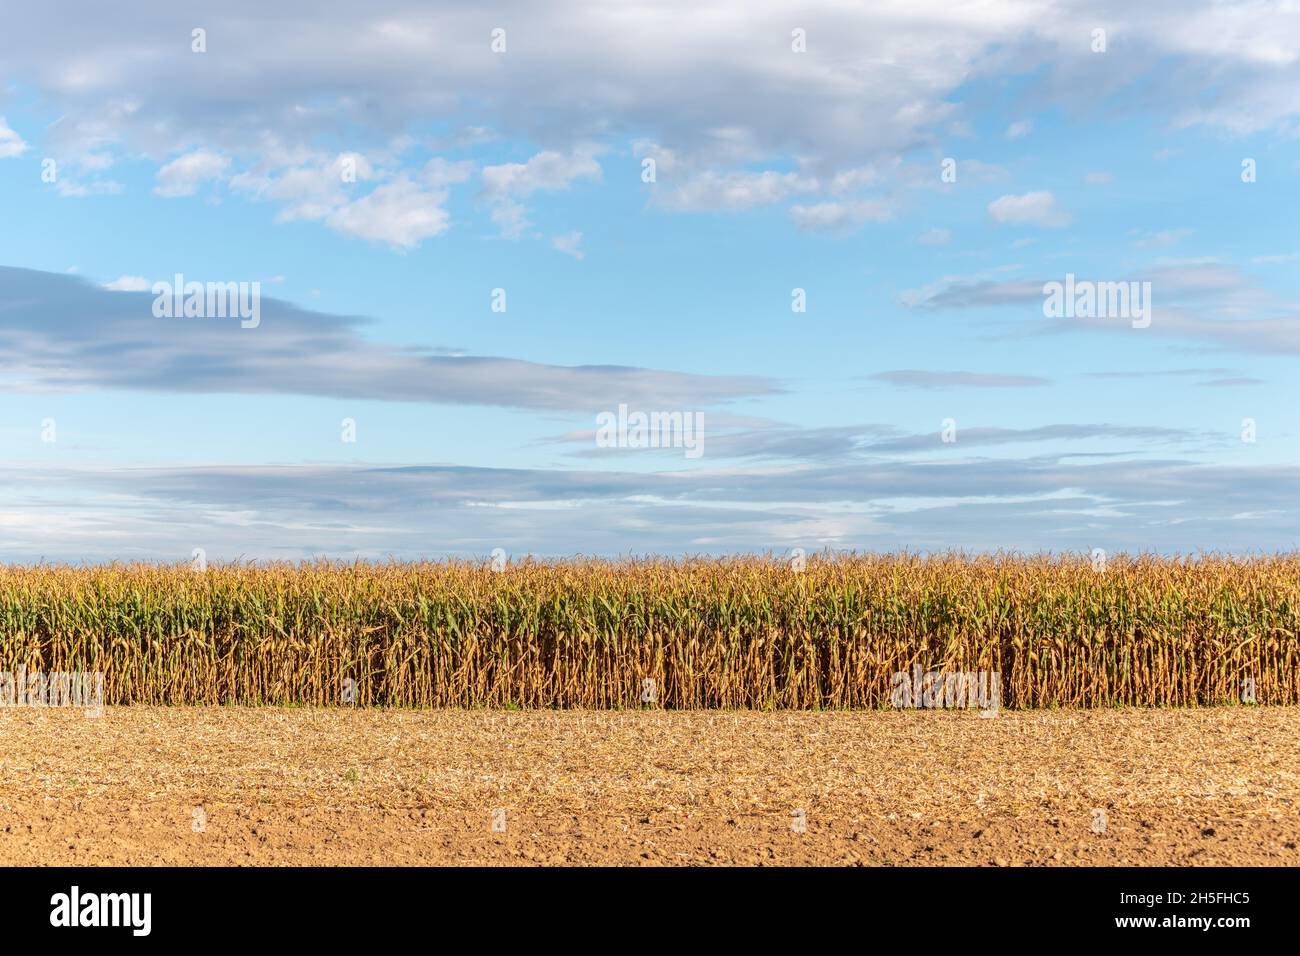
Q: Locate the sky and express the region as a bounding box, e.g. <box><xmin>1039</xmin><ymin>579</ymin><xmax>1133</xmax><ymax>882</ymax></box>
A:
<box><xmin>0</xmin><ymin>0</ymin><xmax>1297</xmax><ymax>562</ymax></box>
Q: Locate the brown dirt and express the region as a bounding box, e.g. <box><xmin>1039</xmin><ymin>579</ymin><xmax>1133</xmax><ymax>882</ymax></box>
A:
<box><xmin>0</xmin><ymin>707</ymin><xmax>1297</xmax><ymax>866</ymax></box>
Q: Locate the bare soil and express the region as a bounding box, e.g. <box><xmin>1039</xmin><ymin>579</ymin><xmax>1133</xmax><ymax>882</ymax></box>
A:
<box><xmin>0</xmin><ymin>708</ymin><xmax>1296</xmax><ymax>866</ymax></box>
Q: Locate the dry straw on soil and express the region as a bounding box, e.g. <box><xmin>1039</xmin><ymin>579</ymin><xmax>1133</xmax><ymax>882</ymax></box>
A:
<box><xmin>0</xmin><ymin>554</ymin><xmax>1296</xmax><ymax>708</ymax></box>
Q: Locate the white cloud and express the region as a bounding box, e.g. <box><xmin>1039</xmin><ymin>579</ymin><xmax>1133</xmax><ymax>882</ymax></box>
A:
<box><xmin>632</xmin><ymin>141</ymin><xmax>683</xmax><ymax>177</ymax></box>
<box><xmin>47</xmin><ymin>151</ymin><xmax>124</xmax><ymax>197</ymax></box>
<box><xmin>1006</xmin><ymin>119</ymin><xmax>1033</xmax><ymax>139</ymax></box>
<box><xmin>918</xmin><ymin>227</ymin><xmax>951</xmax><ymax>246</ymax></box>
<box><xmin>233</xmin><ymin>152</ymin><xmax>375</xmax><ymax>221</ymax></box>
<box><xmin>11</xmin><ymin>4</ymin><xmax>1296</xmax><ymax>167</ymax></box>
<box><xmin>5</xmin><ymin>452</ymin><xmax>1297</xmax><ymax>562</ymax></box>
<box><xmin>481</xmin><ymin>148</ymin><xmax>601</xmax><ymax>199</ymax></box>
<box><xmin>0</xmin><ymin>117</ymin><xmax>29</xmax><ymax>158</ymax></box>
<box><xmin>0</xmin><ymin>2</ymin><xmax>1294</xmax><ymax>247</ymax></box>
<box><xmin>56</xmin><ymin>178</ymin><xmax>125</xmax><ymax>198</ymax></box>
<box><xmin>154</xmin><ymin>149</ymin><xmax>230</xmax><ymax>197</ymax></box>
<box><xmin>951</xmin><ymin>159</ymin><xmax>1010</xmax><ymax>183</ymax></box>
<box><xmin>826</xmin><ymin>164</ymin><xmax>884</xmax><ymax>195</ymax></box>
<box><xmin>987</xmin><ymin>191</ymin><xmax>1071</xmax><ymax>228</ymax></box>
<box><xmin>550</xmin><ymin>231</ymin><xmax>584</xmax><ymax>259</ymax></box>
<box><xmin>481</xmin><ymin>147</ymin><xmax>601</xmax><ymax>238</ymax></box>
<box><xmin>1133</xmin><ymin>228</ymin><xmax>1192</xmax><ymax>249</ymax></box>
<box><xmin>423</xmin><ymin>157</ymin><xmax>474</xmax><ymax>188</ymax></box>
<box><xmin>103</xmin><ymin>275</ymin><xmax>151</xmax><ymax>291</ymax></box>
<box><xmin>1084</xmin><ymin>171</ymin><xmax>1113</xmax><ymax>185</ymax></box>
<box><xmin>232</xmin><ymin>150</ymin><xmax>469</xmax><ymax>249</ymax></box>
<box><xmin>79</xmin><ymin>151</ymin><xmax>114</xmax><ymax>171</ymax></box>
<box><xmin>489</xmin><ymin>199</ymin><xmax>530</xmax><ymax>240</ymax></box>
<box><xmin>659</xmin><ymin>169</ymin><xmax>819</xmax><ymax>213</ymax></box>
<box><xmin>788</xmin><ymin>198</ymin><xmax>894</xmax><ymax>233</ymax></box>
<box><xmin>324</xmin><ymin>177</ymin><xmax>451</xmax><ymax>249</ymax></box>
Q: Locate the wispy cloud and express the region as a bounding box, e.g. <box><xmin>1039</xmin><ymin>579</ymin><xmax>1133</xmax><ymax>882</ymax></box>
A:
<box><xmin>1133</xmin><ymin>228</ymin><xmax>1192</xmax><ymax>249</ymax></box>
<box><xmin>902</xmin><ymin>262</ymin><xmax>1300</xmax><ymax>355</ymax></box>
<box><xmin>481</xmin><ymin>147</ymin><xmax>602</xmax><ymax>238</ymax></box>
<box><xmin>1084</xmin><ymin>368</ymin><xmax>1258</xmax><ymax>389</ymax></box>
<box><xmin>0</xmin><ymin>266</ymin><xmax>774</xmax><ymax>410</ymax></box>
<box><xmin>154</xmin><ymin>148</ymin><xmax>230</xmax><ymax>197</ymax></box>
<box><xmin>788</xmin><ymin>198</ymin><xmax>894</xmax><ymax>233</ymax></box>
<box><xmin>987</xmin><ymin>191</ymin><xmax>1071</xmax><ymax>228</ymax></box>
<box><xmin>866</xmin><ymin>424</ymin><xmax>1202</xmax><ymax>454</ymax></box>
<box><xmin>0</xmin><ymin>116</ymin><xmax>28</xmax><ymax>158</ymax></box>
<box><xmin>868</xmin><ymin>370</ymin><xmax>1050</xmax><ymax>389</ymax></box>
<box><xmin>552</xmin><ymin>419</ymin><xmax>1205</xmax><ymax>463</ymax></box>
<box><xmin>102</xmin><ymin>275</ymin><xmax>151</xmax><ymax>292</ymax></box>
<box><xmin>4</xmin><ymin>455</ymin><xmax>1296</xmax><ymax>562</ymax></box>
<box><xmin>550</xmin><ymin>231</ymin><xmax>584</xmax><ymax>259</ymax></box>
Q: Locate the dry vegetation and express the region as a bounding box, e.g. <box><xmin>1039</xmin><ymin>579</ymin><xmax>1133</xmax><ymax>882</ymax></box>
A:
<box><xmin>1</xmin><ymin>553</ymin><xmax>1297</xmax><ymax>708</ymax></box>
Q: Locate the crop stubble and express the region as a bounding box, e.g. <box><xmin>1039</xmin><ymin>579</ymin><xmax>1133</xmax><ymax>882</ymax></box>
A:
<box><xmin>0</xmin><ymin>708</ymin><xmax>1296</xmax><ymax>866</ymax></box>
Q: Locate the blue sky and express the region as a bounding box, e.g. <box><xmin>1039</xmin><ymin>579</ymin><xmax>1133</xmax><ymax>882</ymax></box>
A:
<box><xmin>0</xmin><ymin>1</ymin><xmax>1297</xmax><ymax>561</ymax></box>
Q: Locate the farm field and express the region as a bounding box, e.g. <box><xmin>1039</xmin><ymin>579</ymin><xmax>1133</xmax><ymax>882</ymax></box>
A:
<box><xmin>4</xmin><ymin>557</ymin><xmax>1297</xmax><ymax>867</ymax></box>
<box><xmin>0</xmin><ymin>708</ymin><xmax>1296</xmax><ymax>866</ymax></box>
<box><xmin>3</xmin><ymin>555</ymin><xmax>1299</xmax><ymax>708</ymax></box>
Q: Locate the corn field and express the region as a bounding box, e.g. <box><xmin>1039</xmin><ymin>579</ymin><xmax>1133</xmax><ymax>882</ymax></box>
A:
<box><xmin>0</xmin><ymin>554</ymin><xmax>1296</xmax><ymax>708</ymax></box>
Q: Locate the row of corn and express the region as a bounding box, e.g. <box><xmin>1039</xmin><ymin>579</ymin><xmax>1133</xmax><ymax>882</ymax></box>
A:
<box><xmin>0</xmin><ymin>554</ymin><xmax>1295</xmax><ymax>708</ymax></box>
